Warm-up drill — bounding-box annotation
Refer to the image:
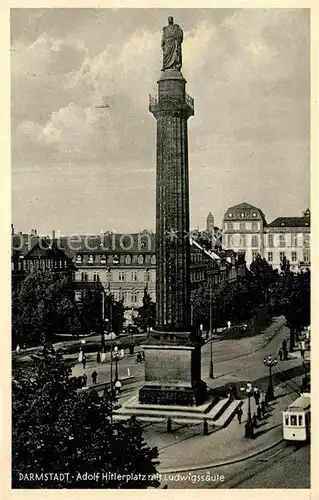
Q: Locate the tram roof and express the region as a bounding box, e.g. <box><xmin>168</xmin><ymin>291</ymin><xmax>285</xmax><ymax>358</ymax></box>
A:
<box><xmin>286</xmin><ymin>395</ymin><xmax>310</xmax><ymax>411</ymax></box>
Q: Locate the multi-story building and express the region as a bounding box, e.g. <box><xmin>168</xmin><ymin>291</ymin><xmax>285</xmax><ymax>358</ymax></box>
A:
<box><xmin>223</xmin><ymin>203</ymin><xmax>310</xmax><ymax>271</ymax></box>
<box><xmin>11</xmin><ymin>228</ymin><xmax>74</xmax><ymax>292</ymax></box>
<box><xmin>222</xmin><ymin>203</ymin><xmax>267</xmax><ymax>266</ymax></box>
<box><xmin>264</xmin><ymin>212</ymin><xmax>310</xmax><ymax>272</ymax></box>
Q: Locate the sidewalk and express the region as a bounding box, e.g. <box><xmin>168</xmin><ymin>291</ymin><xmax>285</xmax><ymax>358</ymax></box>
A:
<box><xmin>148</xmin><ymin>374</ymin><xmax>305</xmax><ymax>473</ymax></box>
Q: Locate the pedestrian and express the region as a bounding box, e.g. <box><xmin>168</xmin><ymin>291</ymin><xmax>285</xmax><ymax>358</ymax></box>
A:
<box><xmin>227</xmin><ymin>320</ymin><xmax>231</xmax><ymax>330</ymax></box>
<box><xmin>252</xmin><ymin>413</ymin><xmax>258</xmax><ymax>428</ymax></box>
<box><xmin>115</xmin><ymin>379</ymin><xmax>122</xmax><ymax>395</ymax></box>
<box><xmin>257</xmin><ymin>405</ymin><xmax>262</xmax><ymax>420</ymax></box>
<box><xmin>82</xmin><ymin>356</ymin><xmax>87</xmax><ymax>369</ymax></box>
<box><xmin>253</xmin><ymin>389</ymin><xmax>260</xmax><ymax>407</ymax></box>
<box><xmin>300</xmin><ymin>340</ymin><xmax>306</xmax><ymax>359</ymax></box>
<box><xmin>15</xmin><ymin>344</ymin><xmax>20</xmax><ymax>355</ymax></box>
<box><xmin>78</xmin><ymin>349</ymin><xmax>83</xmax><ymax>364</ymax></box>
<box><xmin>97</xmin><ymin>351</ymin><xmax>101</xmax><ymax>363</ymax></box>
<box><xmin>278</xmin><ymin>348</ymin><xmax>283</xmax><ymax>361</ymax></box>
<box><xmin>236</xmin><ymin>407</ymin><xmax>243</xmax><ymax>424</ymax></box>
<box><xmin>91</xmin><ymin>370</ymin><xmax>97</xmax><ymax>384</ymax></box>
<box><xmin>83</xmin><ymin>374</ymin><xmax>87</xmax><ymax>387</ymax></box>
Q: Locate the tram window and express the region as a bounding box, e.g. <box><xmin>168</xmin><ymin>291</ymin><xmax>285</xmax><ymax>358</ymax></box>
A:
<box><xmin>285</xmin><ymin>416</ymin><xmax>289</xmax><ymax>425</ymax></box>
<box><xmin>298</xmin><ymin>415</ymin><xmax>303</xmax><ymax>426</ymax></box>
<box><xmin>290</xmin><ymin>415</ymin><xmax>297</xmax><ymax>426</ymax></box>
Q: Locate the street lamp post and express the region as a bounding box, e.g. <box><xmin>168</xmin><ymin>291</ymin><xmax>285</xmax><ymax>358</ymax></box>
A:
<box><xmin>113</xmin><ymin>346</ymin><xmax>123</xmax><ymax>382</ymax></box>
<box><xmin>263</xmin><ymin>354</ymin><xmax>277</xmax><ymax>402</ymax></box>
<box><xmin>240</xmin><ymin>382</ymin><xmax>254</xmax><ymax>438</ymax></box>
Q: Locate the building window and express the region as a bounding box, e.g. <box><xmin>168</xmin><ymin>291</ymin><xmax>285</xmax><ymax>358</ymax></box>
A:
<box><xmin>239</xmin><ymin>222</ymin><xmax>245</xmax><ymax>231</ymax></box>
<box><xmin>227</xmin><ymin>223</ymin><xmax>233</xmax><ymax>230</ymax></box>
<box><xmin>303</xmin><ymin>251</ymin><xmax>310</xmax><ymax>263</ymax></box>
<box><xmin>251</xmin><ymin>235</ymin><xmax>259</xmax><ymax>247</ymax></box>
<box><xmin>76</xmin><ymin>255</ymin><xmax>82</xmax><ymax>264</ymax></box>
<box><xmin>100</xmin><ymin>255</ymin><xmax>106</xmax><ymax>265</ymax></box>
<box><xmin>239</xmin><ymin>235</ymin><xmax>246</xmax><ymax>247</ymax></box>
<box><xmin>268</xmin><ymin>234</ymin><xmax>274</xmax><ymax>248</ymax></box>
<box><xmin>240</xmin><ymin>212</ymin><xmax>245</xmax><ymax>218</ymax></box>
<box><xmin>303</xmin><ymin>234</ymin><xmax>310</xmax><ymax>248</ymax></box>
<box><xmin>279</xmin><ymin>235</ymin><xmax>286</xmax><ymax>248</ymax></box>
<box><xmin>252</xmin><ymin>251</ymin><xmax>259</xmax><ymax>261</ymax></box>
<box><xmin>291</xmin><ymin>233</ymin><xmax>298</xmax><ymax>247</ymax></box>
<box><xmin>267</xmin><ymin>252</ymin><xmax>273</xmax><ymax>262</ymax></box>
<box><xmin>280</xmin><ymin>252</ymin><xmax>286</xmax><ymax>262</ymax></box>
<box><xmin>252</xmin><ymin>221</ymin><xmax>258</xmax><ymax>231</ymax></box>
<box><xmin>291</xmin><ymin>251</ymin><xmax>297</xmax><ymax>262</ymax></box>
<box><xmin>125</xmin><ymin>255</ymin><xmax>131</xmax><ymax>265</ymax></box>
<box><xmin>131</xmin><ymin>271</ymin><xmax>138</xmax><ymax>281</ymax></box>
<box><xmin>138</xmin><ymin>255</ymin><xmax>144</xmax><ymax>265</ymax></box>
<box><xmin>118</xmin><ymin>271</ymin><xmax>125</xmax><ymax>281</ymax></box>
<box><xmin>88</xmin><ymin>254</ymin><xmax>94</xmax><ymax>264</ymax></box>
<box><xmin>228</xmin><ymin>212</ymin><xmax>233</xmax><ymax>218</ymax></box>
<box><xmin>151</xmin><ymin>255</ymin><xmax>156</xmax><ymax>265</ymax></box>
<box><xmin>93</xmin><ymin>273</ymin><xmax>100</xmax><ymax>282</ymax></box>
<box><xmin>227</xmin><ymin>235</ymin><xmax>233</xmax><ymax>247</ymax></box>
<box><xmin>113</xmin><ymin>255</ymin><xmax>119</xmax><ymax>265</ymax></box>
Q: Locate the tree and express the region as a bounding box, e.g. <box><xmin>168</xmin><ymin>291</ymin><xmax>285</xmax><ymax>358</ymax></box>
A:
<box><xmin>134</xmin><ymin>289</ymin><xmax>156</xmax><ymax>332</ymax></box>
<box><xmin>12</xmin><ymin>271</ymin><xmax>81</xmax><ymax>348</ymax></box>
<box><xmin>249</xmin><ymin>254</ymin><xmax>278</xmax><ymax>304</ymax></box>
<box><xmin>270</xmin><ymin>269</ymin><xmax>310</xmax><ymax>351</ymax></box>
<box><xmin>12</xmin><ymin>349</ymin><xmax>160</xmax><ymax>489</ymax></box>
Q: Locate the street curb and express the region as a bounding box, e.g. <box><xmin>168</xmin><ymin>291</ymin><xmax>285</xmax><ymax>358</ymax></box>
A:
<box><xmin>157</xmin><ymin>437</ymin><xmax>284</xmax><ymax>474</ymax></box>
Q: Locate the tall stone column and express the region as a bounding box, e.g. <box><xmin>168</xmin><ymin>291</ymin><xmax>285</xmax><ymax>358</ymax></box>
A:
<box><xmin>153</xmin><ymin>70</ymin><xmax>193</xmax><ymax>333</ymax></box>
<box><xmin>138</xmin><ymin>28</ymin><xmax>207</xmax><ymax>405</ymax></box>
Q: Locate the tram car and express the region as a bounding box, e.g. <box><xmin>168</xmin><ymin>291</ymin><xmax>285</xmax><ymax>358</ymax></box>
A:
<box><xmin>282</xmin><ymin>393</ymin><xmax>310</xmax><ymax>442</ymax></box>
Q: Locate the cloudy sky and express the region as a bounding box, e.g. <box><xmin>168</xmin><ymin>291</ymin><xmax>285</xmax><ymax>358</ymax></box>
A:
<box><xmin>11</xmin><ymin>8</ymin><xmax>310</xmax><ymax>235</ymax></box>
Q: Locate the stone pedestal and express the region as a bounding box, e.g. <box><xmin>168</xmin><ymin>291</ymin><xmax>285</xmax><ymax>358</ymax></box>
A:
<box><xmin>139</xmin><ymin>340</ymin><xmax>207</xmax><ymax>406</ymax></box>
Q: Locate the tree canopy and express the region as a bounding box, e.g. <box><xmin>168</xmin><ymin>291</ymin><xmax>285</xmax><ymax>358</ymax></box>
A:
<box><xmin>12</xmin><ymin>349</ymin><xmax>160</xmax><ymax>489</ymax></box>
<box><xmin>12</xmin><ymin>271</ymin><xmax>81</xmax><ymax>347</ymax></box>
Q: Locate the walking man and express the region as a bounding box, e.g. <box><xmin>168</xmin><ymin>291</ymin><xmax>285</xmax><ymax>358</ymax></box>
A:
<box><xmin>253</xmin><ymin>388</ymin><xmax>260</xmax><ymax>407</ymax></box>
<box><xmin>278</xmin><ymin>348</ymin><xmax>283</xmax><ymax>361</ymax></box>
<box><xmin>91</xmin><ymin>370</ymin><xmax>97</xmax><ymax>384</ymax></box>
<box><xmin>82</xmin><ymin>356</ymin><xmax>87</xmax><ymax>369</ymax></box>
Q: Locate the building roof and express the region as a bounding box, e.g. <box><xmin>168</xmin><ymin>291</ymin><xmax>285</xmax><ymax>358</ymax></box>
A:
<box><xmin>268</xmin><ymin>217</ymin><xmax>310</xmax><ymax>228</ymax></box>
<box><xmin>223</xmin><ymin>202</ymin><xmax>266</xmax><ymax>222</ymax></box>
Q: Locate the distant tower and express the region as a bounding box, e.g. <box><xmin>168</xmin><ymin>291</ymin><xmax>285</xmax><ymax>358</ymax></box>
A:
<box><xmin>206</xmin><ymin>212</ymin><xmax>214</xmax><ymax>232</ymax></box>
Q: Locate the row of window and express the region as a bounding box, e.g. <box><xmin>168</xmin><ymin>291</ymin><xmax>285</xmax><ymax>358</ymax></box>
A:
<box><xmin>226</xmin><ymin>222</ymin><xmax>260</xmax><ymax>231</ymax></box>
<box><xmin>268</xmin><ymin>233</ymin><xmax>310</xmax><ymax>248</ymax></box>
<box><xmin>227</xmin><ymin>234</ymin><xmax>260</xmax><ymax>248</ymax></box>
<box><xmin>226</xmin><ymin>233</ymin><xmax>310</xmax><ymax>248</ymax></box>
<box><xmin>12</xmin><ymin>258</ymin><xmax>68</xmax><ymax>272</ymax></box>
<box><xmin>80</xmin><ymin>270</ymin><xmax>153</xmax><ymax>283</ymax></box>
<box><xmin>265</xmin><ymin>251</ymin><xmax>310</xmax><ymax>263</ymax></box>
<box><xmin>75</xmin><ymin>288</ymin><xmax>153</xmax><ymax>306</ymax></box>
<box><xmin>75</xmin><ymin>254</ymin><xmax>156</xmax><ymax>266</ymax></box>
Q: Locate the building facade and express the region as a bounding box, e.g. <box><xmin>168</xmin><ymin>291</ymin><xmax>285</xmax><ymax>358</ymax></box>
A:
<box><xmin>69</xmin><ymin>232</ymin><xmax>243</xmax><ymax>324</ymax></box>
<box><xmin>222</xmin><ymin>203</ymin><xmax>310</xmax><ymax>271</ymax></box>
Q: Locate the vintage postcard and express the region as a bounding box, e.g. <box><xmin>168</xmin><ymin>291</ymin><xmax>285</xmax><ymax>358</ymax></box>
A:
<box><xmin>2</xmin><ymin>3</ymin><xmax>317</xmax><ymax>499</ymax></box>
